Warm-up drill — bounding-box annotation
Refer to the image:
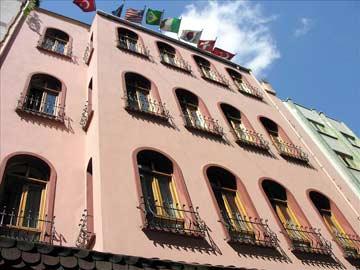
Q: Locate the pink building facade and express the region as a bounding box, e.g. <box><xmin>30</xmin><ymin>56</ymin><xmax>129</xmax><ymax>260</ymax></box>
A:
<box><xmin>0</xmin><ymin>8</ymin><xmax>359</xmax><ymax>270</ymax></box>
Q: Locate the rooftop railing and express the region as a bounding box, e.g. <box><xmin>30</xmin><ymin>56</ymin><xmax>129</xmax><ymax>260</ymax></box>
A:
<box><xmin>235</xmin><ymin>81</ymin><xmax>264</xmax><ymax>100</ymax></box>
<box><xmin>334</xmin><ymin>232</ymin><xmax>360</xmax><ymax>259</ymax></box>
<box><xmin>160</xmin><ymin>54</ymin><xmax>192</xmax><ymax>73</ymax></box>
<box><xmin>0</xmin><ymin>205</ymin><xmax>56</xmax><ymax>244</ymax></box>
<box><xmin>221</xmin><ymin>211</ymin><xmax>279</xmax><ymax>248</ymax></box>
<box><xmin>282</xmin><ymin>222</ymin><xmax>332</xmax><ymax>255</ymax></box>
<box><xmin>16</xmin><ymin>93</ymin><xmax>65</xmax><ymax>122</ymax></box>
<box><xmin>83</xmin><ymin>42</ymin><xmax>94</xmax><ymax>64</ymax></box>
<box><xmin>75</xmin><ymin>209</ymin><xmax>95</xmax><ymax>249</ymax></box>
<box><xmin>124</xmin><ymin>95</ymin><xmax>170</xmax><ymax>120</ymax></box>
<box><xmin>37</xmin><ymin>35</ymin><xmax>72</xmax><ymax>58</ymax></box>
<box><xmin>272</xmin><ymin>138</ymin><xmax>309</xmax><ymax>162</ymax></box>
<box><xmin>183</xmin><ymin>113</ymin><xmax>224</xmax><ymax>137</ymax></box>
<box><xmin>139</xmin><ymin>197</ymin><xmax>207</xmax><ymax>237</ymax></box>
<box><xmin>80</xmin><ymin>101</ymin><xmax>94</xmax><ymax>131</ymax></box>
<box><xmin>233</xmin><ymin>128</ymin><xmax>270</xmax><ymax>150</ymax></box>
<box><xmin>117</xmin><ymin>37</ymin><xmax>149</xmax><ymax>57</ymax></box>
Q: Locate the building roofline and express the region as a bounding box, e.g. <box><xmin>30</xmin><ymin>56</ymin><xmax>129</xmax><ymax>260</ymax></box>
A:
<box><xmin>96</xmin><ymin>10</ymin><xmax>251</xmax><ymax>74</ymax></box>
<box><xmin>35</xmin><ymin>7</ymin><xmax>91</xmax><ymax>29</ymax></box>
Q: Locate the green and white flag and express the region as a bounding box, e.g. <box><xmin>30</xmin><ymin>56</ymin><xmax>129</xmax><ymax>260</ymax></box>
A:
<box><xmin>146</xmin><ymin>8</ymin><xmax>163</xmax><ymax>25</ymax></box>
<box><xmin>160</xmin><ymin>17</ymin><xmax>181</xmax><ymax>33</ymax></box>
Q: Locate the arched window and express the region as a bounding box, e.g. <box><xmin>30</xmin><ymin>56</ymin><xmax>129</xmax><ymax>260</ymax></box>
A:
<box><xmin>137</xmin><ymin>150</ymin><xmax>183</xmax><ymax>227</ymax></box>
<box><xmin>221</xmin><ymin>104</ymin><xmax>269</xmax><ymax>149</ymax></box>
<box><xmin>117</xmin><ymin>28</ymin><xmax>147</xmax><ymax>56</ymax></box>
<box><xmin>125</xmin><ymin>73</ymin><xmax>152</xmax><ymax>112</ymax></box>
<box><xmin>260</xmin><ymin>117</ymin><xmax>308</xmax><ymax>162</ymax></box>
<box><xmin>262</xmin><ymin>180</ymin><xmax>331</xmax><ymax>253</ymax></box>
<box><xmin>193</xmin><ymin>55</ymin><xmax>228</xmax><ymax>86</ymax></box>
<box><xmin>20</xmin><ymin>74</ymin><xmax>64</xmax><ymax>120</ymax></box>
<box><xmin>310</xmin><ymin>191</ymin><xmax>360</xmax><ymax>258</ymax></box>
<box><xmin>0</xmin><ymin>155</ymin><xmax>51</xmax><ymax>240</ymax></box>
<box><xmin>226</xmin><ymin>68</ymin><xmax>263</xmax><ymax>99</ymax></box>
<box><xmin>158</xmin><ymin>42</ymin><xmax>177</xmax><ymax>65</ymax></box>
<box><xmin>39</xmin><ymin>28</ymin><xmax>70</xmax><ymax>56</ymax></box>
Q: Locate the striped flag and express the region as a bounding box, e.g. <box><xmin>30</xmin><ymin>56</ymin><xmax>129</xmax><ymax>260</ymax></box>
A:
<box><xmin>124</xmin><ymin>8</ymin><xmax>144</xmax><ymax>24</ymax></box>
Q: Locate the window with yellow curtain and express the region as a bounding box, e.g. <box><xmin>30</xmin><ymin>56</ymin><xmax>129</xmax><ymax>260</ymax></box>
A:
<box><xmin>137</xmin><ymin>150</ymin><xmax>183</xmax><ymax>224</ymax></box>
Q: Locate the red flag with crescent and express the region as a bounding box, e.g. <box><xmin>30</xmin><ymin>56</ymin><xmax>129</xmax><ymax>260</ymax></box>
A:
<box><xmin>73</xmin><ymin>0</ymin><xmax>96</xmax><ymax>12</ymax></box>
<box><xmin>212</xmin><ymin>47</ymin><xmax>235</xmax><ymax>60</ymax></box>
<box><xmin>198</xmin><ymin>40</ymin><xmax>216</xmax><ymax>52</ymax></box>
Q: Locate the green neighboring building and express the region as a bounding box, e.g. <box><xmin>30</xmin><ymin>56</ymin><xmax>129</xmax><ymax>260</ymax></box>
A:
<box><xmin>284</xmin><ymin>99</ymin><xmax>360</xmax><ymax>199</ymax></box>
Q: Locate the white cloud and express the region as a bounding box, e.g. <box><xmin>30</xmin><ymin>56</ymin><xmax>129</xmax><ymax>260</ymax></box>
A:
<box><xmin>294</xmin><ymin>17</ymin><xmax>313</xmax><ymax>37</ymax></box>
<box><xmin>164</xmin><ymin>1</ymin><xmax>280</xmax><ymax>75</ymax></box>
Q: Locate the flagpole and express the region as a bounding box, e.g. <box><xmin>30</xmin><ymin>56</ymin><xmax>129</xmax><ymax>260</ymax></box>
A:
<box><xmin>159</xmin><ymin>9</ymin><xmax>165</xmax><ymax>34</ymax></box>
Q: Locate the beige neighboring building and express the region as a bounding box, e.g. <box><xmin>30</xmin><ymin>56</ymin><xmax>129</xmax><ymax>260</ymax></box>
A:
<box><xmin>0</xmin><ymin>0</ymin><xmax>26</xmax><ymax>43</ymax></box>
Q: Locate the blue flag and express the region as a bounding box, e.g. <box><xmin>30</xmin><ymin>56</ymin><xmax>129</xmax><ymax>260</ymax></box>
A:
<box><xmin>112</xmin><ymin>3</ymin><xmax>124</xmax><ymax>17</ymax></box>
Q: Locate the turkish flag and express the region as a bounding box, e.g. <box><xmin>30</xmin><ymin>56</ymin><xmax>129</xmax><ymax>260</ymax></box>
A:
<box><xmin>212</xmin><ymin>47</ymin><xmax>235</xmax><ymax>60</ymax></box>
<box><xmin>197</xmin><ymin>40</ymin><xmax>216</xmax><ymax>52</ymax></box>
<box><xmin>73</xmin><ymin>0</ymin><xmax>96</xmax><ymax>12</ymax></box>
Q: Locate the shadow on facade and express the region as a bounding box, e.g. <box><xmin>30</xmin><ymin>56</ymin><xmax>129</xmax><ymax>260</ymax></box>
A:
<box><xmin>127</xmin><ymin>111</ymin><xmax>176</xmax><ymax>130</ymax></box>
<box><xmin>229</xmin><ymin>242</ymin><xmax>292</xmax><ymax>263</ymax></box>
<box><xmin>237</xmin><ymin>143</ymin><xmax>277</xmax><ymax>158</ymax></box>
<box><xmin>185</xmin><ymin>128</ymin><xmax>230</xmax><ymax>146</ymax></box>
<box><xmin>294</xmin><ymin>252</ymin><xmax>345</xmax><ymax>269</ymax></box>
<box><xmin>346</xmin><ymin>258</ymin><xmax>360</xmax><ymax>269</ymax></box>
<box><xmin>144</xmin><ymin>230</ymin><xmax>222</xmax><ymax>255</ymax></box>
<box><xmin>283</xmin><ymin>157</ymin><xmax>316</xmax><ymax>170</ymax></box>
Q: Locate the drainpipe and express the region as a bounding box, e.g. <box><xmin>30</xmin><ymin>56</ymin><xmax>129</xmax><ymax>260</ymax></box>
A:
<box><xmin>249</xmin><ymin>72</ymin><xmax>360</xmax><ymax>217</ymax></box>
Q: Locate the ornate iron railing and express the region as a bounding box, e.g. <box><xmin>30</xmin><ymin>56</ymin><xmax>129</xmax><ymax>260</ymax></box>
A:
<box><xmin>160</xmin><ymin>54</ymin><xmax>192</xmax><ymax>73</ymax></box>
<box><xmin>83</xmin><ymin>42</ymin><xmax>94</xmax><ymax>64</ymax></box>
<box><xmin>233</xmin><ymin>128</ymin><xmax>270</xmax><ymax>150</ymax></box>
<box><xmin>236</xmin><ymin>81</ymin><xmax>264</xmax><ymax>99</ymax></box>
<box><xmin>37</xmin><ymin>35</ymin><xmax>72</xmax><ymax>58</ymax></box>
<box><xmin>117</xmin><ymin>37</ymin><xmax>149</xmax><ymax>57</ymax></box>
<box><xmin>16</xmin><ymin>93</ymin><xmax>65</xmax><ymax>122</ymax></box>
<box><xmin>80</xmin><ymin>101</ymin><xmax>94</xmax><ymax>131</ymax></box>
<box><xmin>282</xmin><ymin>222</ymin><xmax>332</xmax><ymax>254</ymax></box>
<box><xmin>272</xmin><ymin>138</ymin><xmax>309</xmax><ymax>162</ymax></box>
<box><xmin>334</xmin><ymin>232</ymin><xmax>360</xmax><ymax>259</ymax></box>
<box><xmin>200</xmin><ymin>67</ymin><xmax>229</xmax><ymax>86</ymax></box>
<box><xmin>0</xmin><ymin>205</ymin><xmax>56</xmax><ymax>244</ymax></box>
<box><xmin>139</xmin><ymin>197</ymin><xmax>207</xmax><ymax>237</ymax></box>
<box><xmin>221</xmin><ymin>211</ymin><xmax>279</xmax><ymax>248</ymax></box>
<box><xmin>183</xmin><ymin>113</ymin><xmax>224</xmax><ymax>137</ymax></box>
<box><xmin>124</xmin><ymin>96</ymin><xmax>170</xmax><ymax>120</ymax></box>
<box><xmin>75</xmin><ymin>209</ymin><xmax>94</xmax><ymax>249</ymax></box>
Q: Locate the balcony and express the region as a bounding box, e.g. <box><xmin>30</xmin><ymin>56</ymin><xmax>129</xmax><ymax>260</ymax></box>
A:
<box><xmin>236</xmin><ymin>81</ymin><xmax>264</xmax><ymax>100</ymax></box>
<box><xmin>16</xmin><ymin>94</ymin><xmax>65</xmax><ymax>122</ymax></box>
<box><xmin>272</xmin><ymin>138</ymin><xmax>309</xmax><ymax>162</ymax></box>
<box><xmin>117</xmin><ymin>38</ymin><xmax>149</xmax><ymax>58</ymax></box>
<box><xmin>183</xmin><ymin>114</ymin><xmax>224</xmax><ymax>137</ymax></box>
<box><xmin>124</xmin><ymin>96</ymin><xmax>170</xmax><ymax>121</ymax></box>
<box><xmin>37</xmin><ymin>35</ymin><xmax>72</xmax><ymax>58</ymax></box>
<box><xmin>283</xmin><ymin>222</ymin><xmax>332</xmax><ymax>255</ymax></box>
<box><xmin>233</xmin><ymin>128</ymin><xmax>270</xmax><ymax>150</ymax></box>
<box><xmin>221</xmin><ymin>211</ymin><xmax>279</xmax><ymax>248</ymax></box>
<box><xmin>75</xmin><ymin>209</ymin><xmax>95</xmax><ymax>249</ymax></box>
<box><xmin>200</xmin><ymin>68</ymin><xmax>229</xmax><ymax>87</ymax></box>
<box><xmin>83</xmin><ymin>42</ymin><xmax>94</xmax><ymax>64</ymax></box>
<box><xmin>334</xmin><ymin>232</ymin><xmax>360</xmax><ymax>259</ymax></box>
<box><xmin>139</xmin><ymin>198</ymin><xmax>207</xmax><ymax>237</ymax></box>
<box><xmin>0</xmin><ymin>205</ymin><xmax>55</xmax><ymax>244</ymax></box>
<box><xmin>80</xmin><ymin>101</ymin><xmax>94</xmax><ymax>131</ymax></box>
<box><xmin>160</xmin><ymin>54</ymin><xmax>192</xmax><ymax>73</ymax></box>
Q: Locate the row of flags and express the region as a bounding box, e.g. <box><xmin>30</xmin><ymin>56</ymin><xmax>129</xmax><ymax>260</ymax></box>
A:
<box><xmin>73</xmin><ymin>0</ymin><xmax>235</xmax><ymax>60</ymax></box>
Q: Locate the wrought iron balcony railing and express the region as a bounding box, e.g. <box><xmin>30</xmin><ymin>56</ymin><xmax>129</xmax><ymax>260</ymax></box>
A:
<box><xmin>272</xmin><ymin>138</ymin><xmax>309</xmax><ymax>162</ymax></box>
<box><xmin>200</xmin><ymin>67</ymin><xmax>229</xmax><ymax>87</ymax></box>
<box><xmin>117</xmin><ymin>37</ymin><xmax>149</xmax><ymax>57</ymax></box>
<box><xmin>334</xmin><ymin>232</ymin><xmax>360</xmax><ymax>259</ymax></box>
<box><xmin>83</xmin><ymin>42</ymin><xmax>94</xmax><ymax>64</ymax></box>
<box><xmin>124</xmin><ymin>96</ymin><xmax>170</xmax><ymax>120</ymax></box>
<box><xmin>160</xmin><ymin>54</ymin><xmax>192</xmax><ymax>73</ymax></box>
<box><xmin>282</xmin><ymin>222</ymin><xmax>332</xmax><ymax>254</ymax></box>
<box><xmin>139</xmin><ymin>197</ymin><xmax>207</xmax><ymax>237</ymax></box>
<box><xmin>16</xmin><ymin>94</ymin><xmax>65</xmax><ymax>122</ymax></box>
<box><xmin>0</xmin><ymin>205</ymin><xmax>55</xmax><ymax>244</ymax></box>
<box><xmin>80</xmin><ymin>101</ymin><xmax>94</xmax><ymax>131</ymax></box>
<box><xmin>235</xmin><ymin>81</ymin><xmax>264</xmax><ymax>100</ymax></box>
<box><xmin>37</xmin><ymin>35</ymin><xmax>72</xmax><ymax>58</ymax></box>
<box><xmin>75</xmin><ymin>209</ymin><xmax>95</xmax><ymax>249</ymax></box>
<box><xmin>221</xmin><ymin>211</ymin><xmax>279</xmax><ymax>248</ymax></box>
<box><xmin>183</xmin><ymin>113</ymin><xmax>224</xmax><ymax>137</ymax></box>
<box><xmin>233</xmin><ymin>128</ymin><xmax>270</xmax><ymax>150</ymax></box>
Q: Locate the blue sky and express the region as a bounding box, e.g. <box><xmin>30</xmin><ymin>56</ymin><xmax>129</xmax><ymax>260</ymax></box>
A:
<box><xmin>40</xmin><ymin>0</ymin><xmax>360</xmax><ymax>134</ymax></box>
